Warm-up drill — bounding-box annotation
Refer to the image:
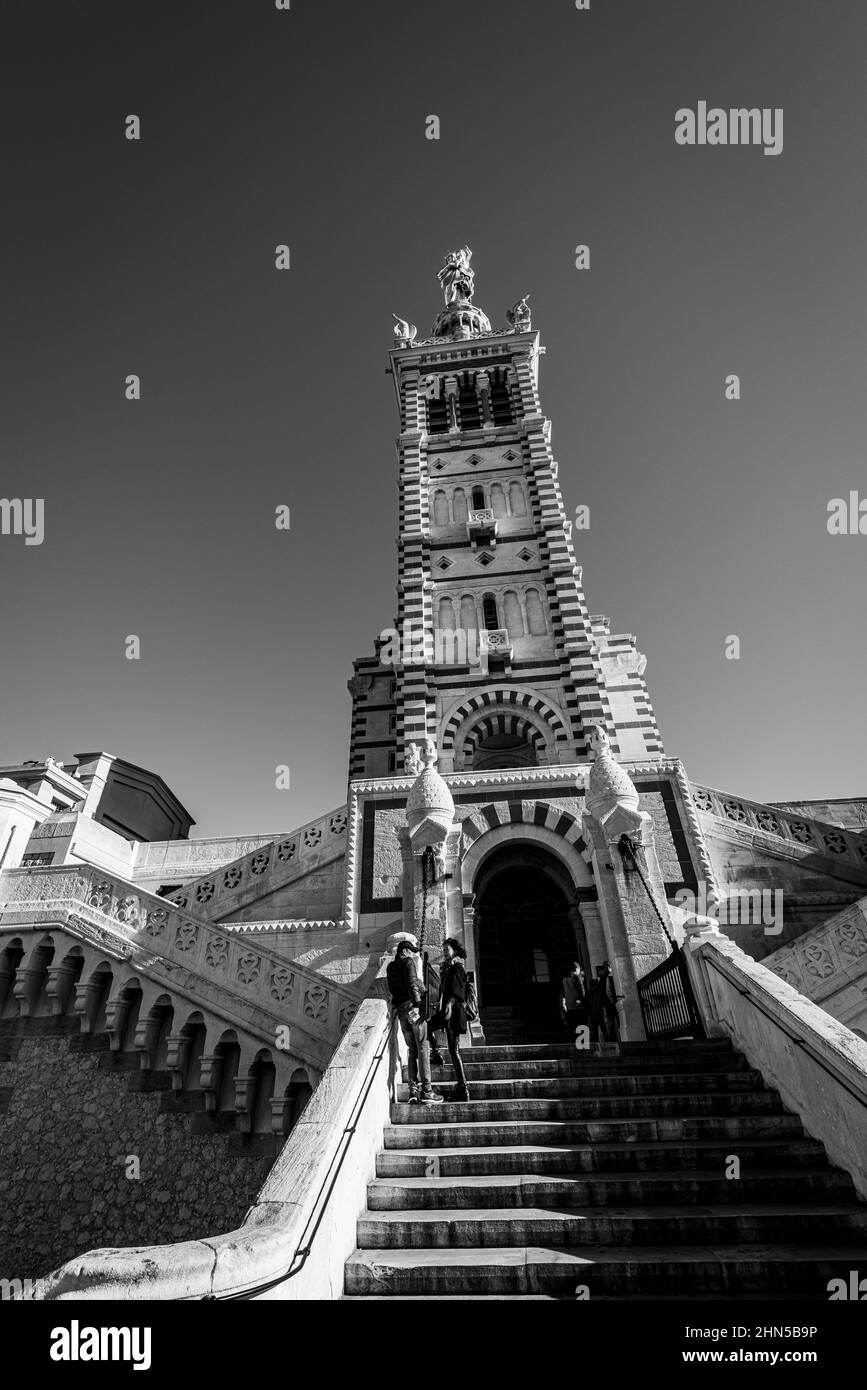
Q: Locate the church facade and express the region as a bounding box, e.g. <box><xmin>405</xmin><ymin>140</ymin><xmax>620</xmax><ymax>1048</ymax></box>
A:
<box><xmin>1</xmin><ymin>250</ymin><xmax>867</xmax><ymax>1286</ymax></box>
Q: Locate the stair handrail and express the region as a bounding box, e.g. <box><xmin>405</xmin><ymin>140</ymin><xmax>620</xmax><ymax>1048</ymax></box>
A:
<box><xmin>217</xmin><ymin>1009</ymin><xmax>396</xmax><ymax>1300</ymax></box>
<box><xmin>704</xmin><ymin>954</ymin><xmax>867</xmax><ymax>1112</ymax></box>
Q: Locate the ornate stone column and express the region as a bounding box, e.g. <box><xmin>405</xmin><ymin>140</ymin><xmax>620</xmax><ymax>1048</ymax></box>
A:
<box><xmin>582</xmin><ymin>725</ymin><xmax>673</xmax><ymax>1040</ymax></box>
<box><xmin>475</xmin><ymin>369</ymin><xmax>493</xmax><ymax>425</ymax></box>
<box><xmin>397</xmin><ymin>740</ymin><xmax>463</xmax><ymax>961</ymax></box>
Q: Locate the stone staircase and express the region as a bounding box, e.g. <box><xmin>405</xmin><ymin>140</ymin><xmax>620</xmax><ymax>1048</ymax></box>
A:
<box><xmin>343</xmin><ymin>1037</ymin><xmax>867</xmax><ymax>1299</ymax></box>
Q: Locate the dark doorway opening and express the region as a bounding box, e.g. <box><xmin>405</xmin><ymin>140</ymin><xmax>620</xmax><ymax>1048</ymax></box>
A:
<box><xmin>475</xmin><ymin>845</ymin><xmax>588</xmax><ymax>1043</ymax></box>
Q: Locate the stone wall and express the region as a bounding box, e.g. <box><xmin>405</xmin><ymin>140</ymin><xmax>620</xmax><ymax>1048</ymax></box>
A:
<box><xmin>224</xmin><ymin>857</ymin><xmax>345</xmax><ymax>924</ymax></box>
<box><xmin>0</xmin><ymin>1025</ymin><xmax>275</xmax><ymax>1283</ymax></box>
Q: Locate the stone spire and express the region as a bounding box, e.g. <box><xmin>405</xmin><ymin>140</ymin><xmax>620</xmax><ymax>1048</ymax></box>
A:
<box><xmin>431</xmin><ymin>247</ymin><xmax>491</xmax><ymax>340</ymax></box>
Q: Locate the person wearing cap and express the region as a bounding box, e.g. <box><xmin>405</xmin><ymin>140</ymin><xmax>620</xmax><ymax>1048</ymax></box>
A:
<box><xmin>386</xmin><ymin>939</ymin><xmax>444</xmax><ymax>1105</ymax></box>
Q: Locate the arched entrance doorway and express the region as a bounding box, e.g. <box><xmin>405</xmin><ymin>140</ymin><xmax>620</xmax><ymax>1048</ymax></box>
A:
<box><xmin>474</xmin><ymin>844</ymin><xmax>590</xmax><ymax>1043</ymax></box>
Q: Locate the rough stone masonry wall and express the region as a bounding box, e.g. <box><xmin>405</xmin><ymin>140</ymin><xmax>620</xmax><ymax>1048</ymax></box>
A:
<box><xmin>0</xmin><ymin>1030</ymin><xmax>274</xmax><ymax>1284</ymax></box>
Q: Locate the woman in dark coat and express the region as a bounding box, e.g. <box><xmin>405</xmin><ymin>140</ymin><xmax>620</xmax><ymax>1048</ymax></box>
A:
<box><xmin>437</xmin><ymin>937</ymin><xmax>470</xmax><ymax>1102</ymax></box>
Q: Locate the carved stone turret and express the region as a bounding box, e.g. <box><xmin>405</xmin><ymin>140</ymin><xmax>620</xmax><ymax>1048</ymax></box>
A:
<box><xmin>405</xmin><ymin>739</ymin><xmax>455</xmax><ymax>850</ymax></box>
<box><xmin>584</xmin><ymin>723</ymin><xmax>643</xmax><ymax>840</ymax></box>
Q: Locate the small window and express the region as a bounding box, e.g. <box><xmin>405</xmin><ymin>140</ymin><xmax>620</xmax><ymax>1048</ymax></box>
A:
<box><xmin>387</xmin><ymin>751</ymin><xmax>397</xmax><ymax>774</ymax></box>
<box><xmin>471</xmin><ymin>486</ymin><xmax>486</xmax><ymax>511</ymax></box>
<box><xmin>458</xmin><ymin>379</ymin><xmax>481</xmax><ymax>430</ymax></box>
<box><xmin>426</xmin><ymin>397</ymin><xmax>449</xmax><ymax>434</ymax></box>
<box><xmin>490</xmin><ymin>370</ymin><xmax>515</xmax><ymax>425</ymax></box>
<box><xmin>482</xmin><ymin>593</ymin><xmax>499</xmax><ymax>630</ymax></box>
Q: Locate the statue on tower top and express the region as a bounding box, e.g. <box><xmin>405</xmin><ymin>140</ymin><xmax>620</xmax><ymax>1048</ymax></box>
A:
<box><xmin>437</xmin><ymin>247</ymin><xmax>475</xmax><ymax>305</ymax></box>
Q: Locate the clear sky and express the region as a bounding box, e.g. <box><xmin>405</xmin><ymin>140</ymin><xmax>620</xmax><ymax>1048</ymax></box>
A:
<box><xmin>2</xmin><ymin>0</ymin><xmax>865</xmax><ymax>837</ymax></box>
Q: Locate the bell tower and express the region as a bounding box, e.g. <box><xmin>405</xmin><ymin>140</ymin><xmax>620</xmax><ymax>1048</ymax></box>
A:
<box><xmin>348</xmin><ymin>248</ymin><xmax>663</xmax><ymax>779</ymax></box>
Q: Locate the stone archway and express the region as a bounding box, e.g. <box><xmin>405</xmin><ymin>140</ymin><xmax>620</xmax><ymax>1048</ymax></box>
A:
<box><xmin>460</xmin><ymin>823</ymin><xmax>597</xmax><ymax>1043</ymax></box>
<box><xmin>439</xmin><ymin>686</ymin><xmax>572</xmax><ymax>773</ymax></box>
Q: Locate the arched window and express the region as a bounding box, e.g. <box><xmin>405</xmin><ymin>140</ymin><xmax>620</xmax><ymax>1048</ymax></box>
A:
<box><xmin>426</xmin><ymin>395</ymin><xmax>448</xmax><ymax>434</ymax></box>
<box><xmin>249</xmin><ymin>1052</ymin><xmax>277</xmax><ymax>1134</ymax></box>
<box><xmin>503</xmin><ymin>590</ymin><xmax>523</xmax><ymax>638</ymax></box>
<box><xmin>284</xmin><ymin>1067</ymin><xmax>313</xmax><ymax>1134</ymax></box>
<box><xmin>460</xmin><ymin>595</ymin><xmax>477</xmax><ymax>632</ymax></box>
<box><xmin>432</xmin><ymin>490</ymin><xmax>449</xmax><ymax>526</ymax></box>
<box><xmin>471</xmin><ymin>486</ymin><xmax>486</xmax><ymax>512</ymax></box>
<box><xmin>490</xmin><ymin>369</ymin><xmax>515</xmax><ymax>425</ymax></box>
<box><xmin>0</xmin><ymin>939</ymin><xmax>25</xmax><ymax>1019</ymax></box>
<box><xmin>438</xmin><ymin>596</ymin><xmax>456</xmax><ymax>631</ymax></box>
<box><xmin>525</xmin><ymin>587</ymin><xmax>546</xmax><ymax>635</ymax></box>
<box><xmin>452</xmin><ymin>487</ymin><xmax>468</xmax><ymax>524</ymax></box>
<box><xmin>150</xmin><ymin>1000</ymin><xmax>174</xmax><ymax>1070</ymax></box>
<box><xmin>117</xmin><ymin>982</ymin><xmax>143</xmax><ymax>1051</ymax></box>
<box><xmin>179</xmin><ymin>1013</ymin><xmax>207</xmax><ymax>1089</ymax></box>
<box><xmin>490</xmin><ymin>482</ymin><xmax>506</xmax><ymax>518</ymax></box>
<box><xmin>458</xmin><ymin>375</ymin><xmax>481</xmax><ymax>430</ymax></box>
<box><xmin>215</xmin><ymin>1034</ymin><xmax>240</xmax><ymax>1111</ymax></box>
<box><xmin>508</xmin><ymin>481</ymin><xmax>527</xmax><ymax>516</ymax></box>
<box><xmin>482</xmin><ymin>593</ymin><xmax>500</xmax><ymax>630</ymax></box>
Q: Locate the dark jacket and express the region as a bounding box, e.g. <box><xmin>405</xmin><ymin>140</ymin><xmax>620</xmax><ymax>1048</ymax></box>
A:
<box><xmin>587</xmin><ymin>973</ymin><xmax>617</xmax><ymax>1018</ymax></box>
<box><xmin>386</xmin><ymin>953</ymin><xmax>423</xmax><ymax>1009</ymax></box>
<box><xmin>438</xmin><ymin>958</ymin><xmax>468</xmax><ymax>1035</ymax></box>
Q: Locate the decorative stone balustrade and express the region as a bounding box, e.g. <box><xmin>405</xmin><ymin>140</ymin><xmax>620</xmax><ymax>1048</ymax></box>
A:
<box><xmin>164</xmin><ymin>804</ymin><xmax>348</xmax><ymax>921</ymax></box>
<box><xmin>763</xmin><ymin>896</ymin><xmax>867</xmax><ymax>1017</ymax></box>
<box><xmin>480</xmin><ymin>628</ymin><xmax>513</xmax><ymax>660</ymax></box>
<box><xmin>466</xmin><ymin>508</ymin><xmax>498</xmax><ymax>547</ymax></box>
<box><xmin>0</xmin><ymin>865</ymin><xmax>360</xmax><ymax>1067</ymax></box>
<box><xmin>690</xmin><ymin>783</ymin><xmax>867</xmax><ymax>879</ymax></box>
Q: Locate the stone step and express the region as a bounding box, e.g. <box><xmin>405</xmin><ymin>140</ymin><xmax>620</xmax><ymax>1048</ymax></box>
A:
<box><xmin>356</xmin><ymin>1204</ymin><xmax>867</xmax><ymax>1250</ymax></box>
<box><xmin>390</xmin><ymin>1091</ymin><xmax>785</xmax><ymax>1125</ymax></box>
<box><xmin>398</xmin><ymin>1072</ymin><xmax>766</xmax><ymax>1102</ymax></box>
<box><xmin>376</xmin><ymin>1136</ymin><xmax>831</xmax><ymax>1177</ymax></box>
<box><xmin>463</xmin><ymin>1039</ymin><xmax>733</xmax><ymax>1064</ymax></box>
<box><xmin>344</xmin><ymin>1289</ymin><xmax>835</xmax><ymax>1300</ymax></box>
<box><xmin>343</xmin><ymin>1245</ymin><xmax>861</xmax><ymax>1297</ymax></box>
<box><xmin>384</xmin><ymin>1113</ymin><xmax>804</xmax><ymax>1149</ymax></box>
<box><xmin>367</xmin><ymin>1168</ymin><xmax>857</xmax><ymax>1209</ymax></box>
<box><xmin>422</xmin><ymin>1055</ymin><xmax>750</xmax><ymax>1081</ymax></box>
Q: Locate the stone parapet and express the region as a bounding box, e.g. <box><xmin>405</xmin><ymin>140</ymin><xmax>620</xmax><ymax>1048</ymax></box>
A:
<box><xmin>684</xmin><ymin>922</ymin><xmax>867</xmax><ymax>1199</ymax></box>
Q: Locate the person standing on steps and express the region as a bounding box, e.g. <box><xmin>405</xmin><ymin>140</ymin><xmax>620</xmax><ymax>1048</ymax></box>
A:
<box><xmin>432</xmin><ymin>937</ymin><xmax>471</xmax><ymax>1102</ymax></box>
<box><xmin>560</xmin><ymin>960</ymin><xmax>588</xmax><ymax>1041</ymax></box>
<box><xmin>587</xmin><ymin>961</ymin><xmax>621</xmax><ymax>1045</ymax></box>
<box><xmin>597</xmin><ymin>960</ymin><xmax>621</xmax><ymax>1042</ymax></box>
<box><xmin>386</xmin><ymin>939</ymin><xmax>444</xmax><ymax>1106</ymax></box>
